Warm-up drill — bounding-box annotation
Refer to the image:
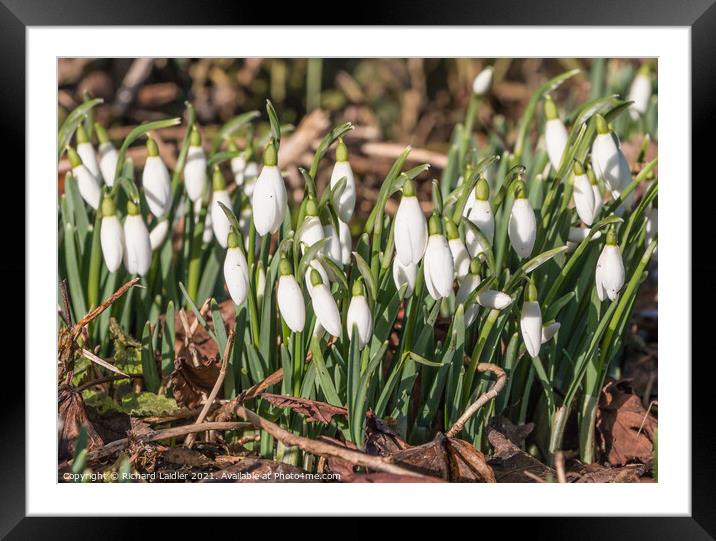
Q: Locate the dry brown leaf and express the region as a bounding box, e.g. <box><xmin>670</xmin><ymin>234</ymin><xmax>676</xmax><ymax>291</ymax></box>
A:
<box><xmin>596</xmin><ymin>379</ymin><xmax>657</xmax><ymax>466</ymax></box>
<box><xmin>162</xmin><ymin>447</ymin><xmax>213</xmax><ymax>468</ymax></box>
<box><xmin>487</xmin><ymin>423</ymin><xmax>555</xmax><ymax>483</ymax></box>
<box><xmin>58</xmin><ymin>385</ymin><xmax>104</xmax><ymax>461</ymax></box>
<box><xmin>260</xmin><ymin>393</ymin><xmax>347</xmax><ymax>424</ymax></box>
<box><xmin>364</xmin><ymin>409</ymin><xmax>410</xmax><ymax>456</ymax></box>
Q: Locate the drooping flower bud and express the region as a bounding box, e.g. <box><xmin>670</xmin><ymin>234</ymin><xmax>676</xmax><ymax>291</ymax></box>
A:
<box><xmin>520</xmin><ymin>280</ymin><xmax>542</xmax><ymax>358</ymax></box>
<box><xmin>305</xmin><ymin>259</ymin><xmax>329</xmax><ymax>297</ymax></box>
<box><xmin>392</xmin><ymin>257</ymin><xmax>417</xmax><ymax>297</ymax></box>
<box><xmin>100</xmin><ymin>195</ymin><xmax>123</xmax><ymax>272</ymax></box>
<box><xmin>508</xmin><ymin>182</ymin><xmax>536</xmax><ymax>259</ymax></box>
<box><xmin>210</xmin><ymin>166</ymin><xmax>233</xmax><ymax>248</ymax></box>
<box><xmin>184</xmin><ymin>126</ymin><xmax>207</xmax><ymax>203</ymax></box>
<box><xmin>572</xmin><ymin>161</ymin><xmax>598</xmax><ymax>226</ymax></box>
<box><xmin>123</xmin><ymin>200</ymin><xmax>152</xmax><ymax>276</ymax></box>
<box><xmin>446</xmin><ymin>220</ymin><xmax>469</xmax><ymax>282</ymax></box>
<box><xmin>394</xmin><ymin>177</ymin><xmax>428</xmax><ymax>266</ymax></box>
<box><xmin>298</xmin><ymin>197</ymin><xmax>323</xmax><ymax>253</ymax></box>
<box><xmin>142</xmin><ymin>137</ymin><xmax>172</xmax><ymax>217</ymax></box>
<box><xmin>544</xmin><ymin>95</ymin><xmax>568</xmax><ymax>171</ymax></box>
<box><xmin>277</xmin><ymin>257</ymin><xmax>305</xmax><ymax>333</ymax></box>
<box><xmin>149</xmin><ymin>218</ymin><xmax>169</xmax><ymax>251</ymax></box>
<box><xmin>628</xmin><ymin>63</ymin><xmax>652</xmax><ymax>118</ymax></box>
<box><xmin>423</xmin><ymin>213</ymin><xmax>454</xmax><ymax>300</ymax></box>
<box><xmin>541</xmin><ymin>320</ymin><xmax>561</xmax><ymax>344</ymax></box>
<box><xmin>464</xmin><ymin>177</ymin><xmax>494</xmax><ymax>258</ymax></box>
<box><xmin>309</xmin><ymin>268</ymin><xmax>341</xmax><ymax>338</ymax></box>
<box><xmin>251</xmin><ymin>140</ymin><xmax>287</xmax><ymax>236</ymax></box>
<box><xmin>330</xmin><ymin>138</ymin><xmax>356</xmax><ymax>222</ymax></box>
<box><xmin>67</xmin><ymin>146</ymin><xmax>101</xmax><ymax>210</ymax></box>
<box><xmin>95</xmin><ymin>123</ymin><xmax>119</xmax><ymax>187</ymax></box>
<box><xmin>75</xmin><ymin>124</ymin><xmax>101</xmax><ymax>180</ymax></box>
<box><xmin>223</xmin><ymin>229</ymin><xmax>249</xmax><ymax>305</ymax></box>
<box><xmin>595</xmin><ymin>226</ymin><xmax>625</xmax><ymax>301</ymax></box>
<box><xmin>591</xmin><ymin>114</ymin><xmax>632</xmax><ymax>194</ymax></box>
<box><xmin>472</xmin><ymin>66</ymin><xmax>494</xmax><ymax>96</ymax></box>
<box><xmin>346</xmin><ymin>278</ymin><xmax>372</xmax><ymax>349</ymax></box>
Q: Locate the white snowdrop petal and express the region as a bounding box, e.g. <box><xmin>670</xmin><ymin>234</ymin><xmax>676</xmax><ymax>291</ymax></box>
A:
<box><xmin>323</xmin><ymin>224</ymin><xmax>342</xmax><ymax>265</ymax></box>
<box><xmin>231</xmin><ymin>155</ymin><xmax>246</xmax><ymax>185</ymax></box>
<box><xmin>573</xmin><ymin>174</ymin><xmax>596</xmax><ymax>226</ymax></box>
<box><xmin>456</xmin><ymin>273</ymin><xmax>481</xmax><ymax>326</ymax></box>
<box><xmin>338</xmin><ymin>220</ymin><xmax>352</xmax><ymax>265</ymax></box>
<box><xmin>476</xmin><ymin>290</ymin><xmax>513</xmax><ymax>310</ymax></box>
<box><xmin>346</xmin><ymin>296</ymin><xmax>372</xmax><ymax>349</ymax></box>
<box><xmin>73</xmin><ymin>165</ymin><xmax>101</xmax><ymax>210</ymax></box>
<box><xmin>184</xmin><ymin>146</ymin><xmax>207</xmax><ymax>202</ymax></box>
<box><xmin>143</xmin><ymin>155</ymin><xmax>172</xmax><ymax>217</ymax></box>
<box><xmin>424</xmin><ymin>235</ymin><xmax>454</xmax><ymax>300</ymax></box>
<box><xmin>465</xmin><ymin>199</ymin><xmax>494</xmax><ymax>257</ymax></box>
<box><xmin>595</xmin><ymin>245</ymin><xmax>625</xmax><ymax>302</ymax></box>
<box><xmin>224</xmin><ymin>247</ymin><xmax>249</xmax><ymax>305</ymax></box>
<box><xmin>149</xmin><ymin>219</ymin><xmax>169</xmax><ymax>251</ymax></box>
<box><xmin>100</xmin><ymin>215</ymin><xmax>124</xmax><ymax>272</ymax></box>
<box><xmin>545</xmin><ymin>118</ymin><xmax>568</xmax><ymax>171</ymax></box>
<box><xmin>305</xmin><ymin>260</ymin><xmax>329</xmax><ymax>297</ymax></box>
<box><xmin>520</xmin><ymin>301</ymin><xmax>542</xmax><ymax>358</ymax></box>
<box><xmin>394</xmin><ymin>197</ymin><xmax>427</xmax><ymax>265</ymax></box>
<box><xmin>77</xmin><ymin>142</ymin><xmax>100</xmax><ymax>180</ymax></box>
<box><xmin>472</xmin><ymin>67</ymin><xmax>493</xmax><ymax>96</ymax></box>
<box><xmin>211</xmin><ymin>190</ymin><xmax>233</xmax><ymax>248</ymax></box>
<box><xmin>123</xmin><ymin>215</ymin><xmax>152</xmax><ymax>276</ymax></box>
<box><xmin>449</xmin><ymin>238</ymin><xmax>470</xmax><ymax>282</ymax></box>
<box><xmin>330</xmin><ymin>161</ymin><xmax>356</xmax><ymax>222</ymax></box>
<box><xmin>299</xmin><ymin>216</ymin><xmax>324</xmax><ymax>253</ymax></box>
<box><xmin>392</xmin><ymin>258</ymin><xmax>417</xmax><ymax>297</ymax></box>
<box><xmin>508</xmin><ymin>198</ymin><xmax>536</xmax><ymax>258</ymax></box>
<box><xmin>541</xmin><ymin>322</ymin><xmax>561</xmax><ymax>344</ymax></box>
<box><xmin>98</xmin><ymin>143</ymin><xmax>119</xmax><ymax>187</ymax></box>
<box><xmin>251</xmin><ymin>165</ymin><xmax>287</xmax><ymax>236</ymax></box>
<box><xmin>628</xmin><ymin>73</ymin><xmax>651</xmax><ymax>116</ymax></box>
<box><xmin>278</xmin><ymin>275</ymin><xmax>306</xmax><ymax>332</ymax></box>
<box><xmin>312</xmin><ymin>284</ymin><xmax>342</xmax><ymax>338</ymax></box>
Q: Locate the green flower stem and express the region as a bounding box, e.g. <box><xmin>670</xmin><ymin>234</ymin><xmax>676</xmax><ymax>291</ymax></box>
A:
<box><xmin>186</xmin><ymin>204</ymin><xmax>205</xmax><ymax>304</ymax></box>
<box><xmin>86</xmin><ymin>211</ymin><xmax>103</xmax><ymax>310</ymax></box>
<box><xmin>462</xmin><ymin>309</ymin><xmax>499</xmax><ymax>405</ymax></box>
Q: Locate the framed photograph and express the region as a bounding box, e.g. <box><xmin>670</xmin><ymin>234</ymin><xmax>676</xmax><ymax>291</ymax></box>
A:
<box><xmin>5</xmin><ymin>0</ymin><xmax>708</xmax><ymax>534</ymax></box>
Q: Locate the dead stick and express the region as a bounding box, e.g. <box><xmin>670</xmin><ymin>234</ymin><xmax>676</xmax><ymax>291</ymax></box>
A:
<box><xmin>72</xmin><ymin>277</ymin><xmax>141</xmax><ymax>339</ymax></box>
<box><xmin>185</xmin><ymin>328</ymin><xmax>236</xmax><ymax>448</ymax></box>
<box><xmin>446</xmin><ymin>362</ymin><xmax>507</xmax><ymax>438</ymax></box>
<box><xmin>555</xmin><ymin>450</ymin><xmax>567</xmax><ymax>483</ymax></box>
<box><xmin>235</xmin><ymin>406</ymin><xmax>433</xmax><ymax>479</ymax></box>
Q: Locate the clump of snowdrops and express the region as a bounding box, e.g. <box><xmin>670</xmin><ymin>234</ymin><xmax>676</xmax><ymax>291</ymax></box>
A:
<box><xmin>58</xmin><ymin>61</ymin><xmax>657</xmax><ymax>466</ymax></box>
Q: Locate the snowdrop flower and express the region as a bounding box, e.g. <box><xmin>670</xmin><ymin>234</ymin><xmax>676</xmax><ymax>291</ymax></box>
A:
<box><xmin>95</xmin><ymin>123</ymin><xmax>119</xmax><ymax>187</ymax></box>
<box><xmin>210</xmin><ymin>166</ymin><xmax>233</xmax><ymax>248</ymax></box>
<box><xmin>67</xmin><ymin>146</ymin><xmax>101</xmax><ymax>210</ymax></box>
<box><xmin>99</xmin><ymin>195</ymin><xmax>123</xmax><ymax>272</ymax></box>
<box><xmin>472</xmin><ymin>66</ymin><xmax>494</xmax><ymax>96</ymax></box>
<box><xmin>464</xmin><ymin>177</ymin><xmax>494</xmax><ymax>258</ymax></box>
<box><xmin>75</xmin><ymin>124</ymin><xmax>101</xmax><ymax>181</ymax></box>
<box><xmin>305</xmin><ymin>259</ymin><xmax>329</xmax><ymax>297</ymax></box>
<box><xmin>330</xmin><ymin>138</ymin><xmax>356</xmax><ymax>222</ymax></box>
<box><xmin>595</xmin><ymin>226</ymin><xmax>625</xmax><ymax>302</ymax></box>
<box><xmin>123</xmin><ymin>200</ymin><xmax>152</xmax><ymax>276</ymax></box>
<box><xmin>256</xmin><ymin>262</ymin><xmax>267</xmax><ymax>305</ymax></box>
<box><xmin>184</xmin><ymin>127</ymin><xmax>207</xmax><ymax>203</ymax></box>
<box><xmin>520</xmin><ymin>280</ymin><xmax>542</xmax><ymax>358</ymax></box>
<box><xmin>298</xmin><ymin>197</ymin><xmax>324</xmax><ymax>253</ymax></box>
<box><xmin>591</xmin><ymin>114</ymin><xmax>632</xmax><ymax>194</ymax></box>
<box><xmin>456</xmin><ymin>258</ymin><xmax>483</xmax><ymax>326</ymax></box>
<box><xmin>309</xmin><ymin>269</ymin><xmax>341</xmax><ymax>338</ymax></box>
<box><xmin>446</xmin><ymin>220</ymin><xmax>469</xmax><ymax>282</ymax></box>
<box><xmin>229</xmin><ymin>140</ymin><xmax>247</xmax><ymax>185</ymax></box>
<box><xmin>572</xmin><ymin>161</ymin><xmax>598</xmax><ymax>226</ymax></box>
<box><xmin>346</xmin><ymin>278</ymin><xmax>373</xmax><ymax>349</ymax></box>
<box><xmin>508</xmin><ymin>182</ymin><xmax>536</xmax><ymax>259</ymax></box>
<box><xmin>252</xmin><ymin>140</ymin><xmax>287</xmax><ymax>236</ymax></box>
<box><xmin>544</xmin><ymin>95</ymin><xmax>568</xmax><ymax>171</ymax></box>
<box><xmin>149</xmin><ymin>218</ymin><xmax>169</xmax><ymax>251</ymax></box>
<box><xmin>277</xmin><ymin>258</ymin><xmax>305</xmax><ymax>333</ymax></box>
<box><xmin>223</xmin><ymin>229</ymin><xmax>249</xmax><ymax>305</ymax></box>
<box><xmin>339</xmin><ymin>219</ymin><xmax>352</xmax><ymax>265</ymax></box>
<box><xmin>392</xmin><ymin>258</ymin><xmax>417</xmax><ymax>298</ymax></box>
<box><xmin>476</xmin><ymin>289</ymin><xmax>513</xmax><ymax>310</ymax></box>
<box><xmin>541</xmin><ymin>320</ymin><xmax>561</xmax><ymax>344</ymax></box>
<box><xmin>628</xmin><ymin>64</ymin><xmax>652</xmax><ymax>119</ymax></box>
<box><xmin>201</xmin><ymin>200</ymin><xmax>214</xmax><ymax>244</ymax></box>
<box><xmin>243</xmin><ymin>161</ymin><xmax>259</xmax><ymax>198</ymax></box>
<box><xmin>423</xmin><ymin>213</ymin><xmax>455</xmax><ymax>301</ymax></box>
<box><xmin>323</xmin><ymin>221</ymin><xmax>342</xmax><ymax>266</ymax></box>
<box><xmin>394</xmin><ymin>177</ymin><xmax>428</xmax><ymax>266</ymax></box>
<box><xmin>142</xmin><ymin>137</ymin><xmax>172</xmax><ymax>217</ymax></box>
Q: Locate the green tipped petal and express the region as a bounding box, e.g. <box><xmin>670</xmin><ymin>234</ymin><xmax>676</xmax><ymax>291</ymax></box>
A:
<box><xmin>606</xmin><ymin>225</ymin><xmax>618</xmax><ymax>246</ymax></box>
<box><xmin>306</xmin><ymin>196</ymin><xmax>318</xmax><ymax>217</ymax></box>
<box><xmin>428</xmin><ymin>212</ymin><xmax>442</xmax><ymax>236</ymax></box>
<box><xmin>146</xmin><ymin>137</ymin><xmax>159</xmax><ymax>157</ymax></box>
<box><xmin>544</xmin><ymin>94</ymin><xmax>558</xmax><ymax>121</ymax></box>
<box><xmin>101</xmin><ymin>195</ymin><xmax>116</xmax><ymax>217</ymax></box>
<box><xmin>572</xmin><ymin>160</ymin><xmax>585</xmax><ymax>176</ymax></box>
<box><xmin>352</xmin><ymin>277</ymin><xmax>365</xmax><ymax>297</ymax></box>
<box><xmin>445</xmin><ymin>219</ymin><xmax>459</xmax><ymax>240</ymax></box>
<box><xmin>227</xmin><ymin>228</ymin><xmax>240</xmax><ymax>249</ymax></box>
<box><xmin>126</xmin><ymin>199</ymin><xmax>140</xmax><ymax>216</ymax></box>
<box><xmin>336</xmin><ymin>138</ymin><xmax>348</xmax><ymax>162</ymax></box>
<box><xmin>595</xmin><ymin>114</ymin><xmax>610</xmax><ymax>135</ymax></box>
<box><xmin>67</xmin><ymin>146</ymin><xmax>83</xmax><ymax>168</ymax></box>
<box><xmin>310</xmin><ymin>268</ymin><xmax>323</xmax><ymax>286</ymax></box>
<box><xmin>212</xmin><ymin>166</ymin><xmax>226</xmax><ymax>191</ymax></box>
<box><xmin>279</xmin><ymin>256</ymin><xmax>292</xmax><ymax>276</ymax></box>
<box><xmin>401</xmin><ymin>175</ymin><xmax>415</xmax><ymax>197</ymax></box>
<box><xmin>190</xmin><ymin>125</ymin><xmax>202</xmax><ymax>147</ymax></box>
<box><xmin>475</xmin><ymin>177</ymin><xmax>490</xmax><ymax>201</ymax></box>
<box><xmin>76</xmin><ymin>123</ymin><xmax>90</xmax><ymax>144</ymax></box>
<box><xmin>526</xmin><ymin>279</ymin><xmax>538</xmax><ymax>303</ymax></box>
<box><xmin>263</xmin><ymin>140</ymin><xmax>278</xmax><ymax>167</ymax></box>
<box><xmin>95</xmin><ymin>123</ymin><xmax>110</xmax><ymax>145</ymax></box>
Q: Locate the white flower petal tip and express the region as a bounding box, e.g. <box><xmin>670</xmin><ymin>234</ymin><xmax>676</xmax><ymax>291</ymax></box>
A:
<box><xmin>591</xmin><ymin>134</ymin><xmax>632</xmax><ymax>194</ymax></box>
<box><xmin>77</xmin><ymin>142</ymin><xmax>101</xmax><ymax>180</ymax></box>
<box><xmin>541</xmin><ymin>321</ymin><xmax>561</xmax><ymax>344</ymax></box>
<box><xmin>223</xmin><ymin>246</ymin><xmax>249</xmax><ymax>305</ymax></box>
<box><xmin>508</xmin><ymin>198</ymin><xmax>536</xmax><ymax>259</ymax></box>
<box><xmin>330</xmin><ymin>161</ymin><xmax>356</xmax><ymax>223</ymax></box>
<box><xmin>311</xmin><ymin>283</ymin><xmax>342</xmax><ymax>338</ymax></box>
<box><xmin>347</xmin><ymin>295</ymin><xmax>373</xmax><ymax>349</ymax></box>
<box><xmin>149</xmin><ymin>219</ymin><xmax>169</xmax><ymax>251</ymax></box>
<box><xmin>545</xmin><ymin>118</ymin><xmax>568</xmax><ymax>171</ymax></box>
<box><xmin>143</xmin><ymin>155</ymin><xmax>173</xmax><ymax>217</ymax></box>
<box><xmin>392</xmin><ymin>258</ymin><xmax>417</xmax><ymax>298</ymax></box>
<box><xmin>100</xmin><ymin>215</ymin><xmax>124</xmax><ymax>272</ymax></box>
<box><xmin>210</xmin><ymin>190</ymin><xmax>233</xmax><ymax>248</ymax></box>
<box><xmin>123</xmin><ymin>214</ymin><xmax>152</xmax><ymax>276</ymax></box>
<box><xmin>305</xmin><ymin>260</ymin><xmax>329</xmax><ymax>297</ymax></box>
<box><xmin>456</xmin><ymin>274</ymin><xmax>482</xmax><ymax>326</ymax></box>
<box><xmin>449</xmin><ymin>238</ymin><xmax>470</xmax><ymax>281</ymax></box>
<box><xmin>73</xmin><ymin>164</ymin><xmax>101</xmax><ymax>210</ymax></box>
<box><xmin>628</xmin><ymin>72</ymin><xmax>652</xmax><ymax>117</ymax></box>
<box><xmin>465</xmin><ymin>199</ymin><xmax>494</xmax><ymax>258</ymax></box>
<box><xmin>424</xmin><ymin>234</ymin><xmax>454</xmax><ymax>301</ymax></box>
<box><xmin>184</xmin><ymin>145</ymin><xmax>208</xmax><ymax>203</ymax></box>
<box><xmin>520</xmin><ymin>301</ymin><xmax>542</xmax><ymax>358</ymax></box>
<box><xmin>277</xmin><ymin>275</ymin><xmax>306</xmax><ymax>333</ymax></box>
<box><xmin>595</xmin><ymin>244</ymin><xmax>625</xmax><ymax>302</ymax></box>
<box><xmin>472</xmin><ymin>67</ymin><xmax>494</xmax><ymax>96</ymax></box>
<box><xmin>394</xmin><ymin>193</ymin><xmax>427</xmax><ymax>266</ymax></box>
<box><xmin>338</xmin><ymin>220</ymin><xmax>352</xmax><ymax>266</ymax></box>
<box><xmin>98</xmin><ymin>143</ymin><xmax>119</xmax><ymax>187</ymax></box>
<box><xmin>476</xmin><ymin>290</ymin><xmax>513</xmax><ymax>310</ymax></box>
<box><xmin>251</xmin><ymin>165</ymin><xmax>287</xmax><ymax>236</ymax></box>
<box><xmin>572</xmin><ymin>174</ymin><xmax>597</xmax><ymax>226</ymax></box>
<box><xmin>299</xmin><ymin>216</ymin><xmax>324</xmax><ymax>254</ymax></box>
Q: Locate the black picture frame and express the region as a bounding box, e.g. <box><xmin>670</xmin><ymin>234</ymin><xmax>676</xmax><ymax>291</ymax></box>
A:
<box><xmin>4</xmin><ymin>0</ymin><xmax>708</xmax><ymax>535</ymax></box>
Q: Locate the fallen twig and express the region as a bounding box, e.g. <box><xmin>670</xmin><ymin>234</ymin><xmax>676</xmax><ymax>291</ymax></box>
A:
<box><xmin>81</xmin><ymin>348</ymin><xmax>130</xmax><ymax>378</ymax></box>
<box><xmin>72</xmin><ymin>277</ymin><xmax>141</xmax><ymax>340</ymax></box>
<box><xmin>446</xmin><ymin>362</ymin><xmax>507</xmax><ymax>438</ymax></box>
<box><xmin>235</xmin><ymin>406</ymin><xmax>435</xmax><ymax>479</ymax></box>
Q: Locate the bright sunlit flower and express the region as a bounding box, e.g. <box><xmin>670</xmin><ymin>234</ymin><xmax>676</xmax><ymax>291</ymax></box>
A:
<box><xmin>67</xmin><ymin>146</ymin><xmax>101</xmax><ymax>210</ymax></box>
<box><xmin>464</xmin><ymin>177</ymin><xmax>494</xmax><ymax>258</ymax></box>
<box><xmin>75</xmin><ymin>124</ymin><xmax>101</xmax><ymax>181</ymax></box>
<box><xmin>628</xmin><ymin>64</ymin><xmax>652</xmax><ymax>118</ymax></box>
<box><xmin>472</xmin><ymin>66</ymin><xmax>494</xmax><ymax>96</ymax></box>
<box><xmin>123</xmin><ymin>200</ymin><xmax>152</xmax><ymax>276</ymax></box>
<box><xmin>423</xmin><ymin>213</ymin><xmax>455</xmax><ymax>301</ymax></box>
<box><xmin>184</xmin><ymin>127</ymin><xmax>207</xmax><ymax>203</ymax></box>
<box><xmin>544</xmin><ymin>95</ymin><xmax>568</xmax><ymax>171</ymax></box>
<box><xmin>508</xmin><ymin>182</ymin><xmax>536</xmax><ymax>259</ymax></box>
<box><xmin>541</xmin><ymin>320</ymin><xmax>561</xmax><ymax>344</ymax></box>
<box><xmin>446</xmin><ymin>220</ymin><xmax>469</xmax><ymax>282</ymax></box>
<box><xmin>210</xmin><ymin>166</ymin><xmax>233</xmax><ymax>248</ymax></box>
<box><xmin>595</xmin><ymin>226</ymin><xmax>625</xmax><ymax>302</ymax></box>
<box><xmin>572</xmin><ymin>161</ymin><xmax>598</xmax><ymax>226</ymax></box>
<box><xmin>100</xmin><ymin>195</ymin><xmax>123</xmax><ymax>272</ymax></box>
<box><xmin>277</xmin><ymin>257</ymin><xmax>305</xmax><ymax>333</ymax></box>
<box><xmin>298</xmin><ymin>197</ymin><xmax>324</xmax><ymax>253</ymax></box>
<box><xmin>330</xmin><ymin>138</ymin><xmax>356</xmax><ymax>223</ymax></box>
<box><xmin>149</xmin><ymin>218</ymin><xmax>169</xmax><ymax>251</ymax></box>
<box><xmin>394</xmin><ymin>177</ymin><xmax>428</xmax><ymax>266</ymax></box>
<box><xmin>520</xmin><ymin>280</ymin><xmax>542</xmax><ymax>358</ymax></box>
<box><xmin>591</xmin><ymin>114</ymin><xmax>632</xmax><ymax>194</ymax></box>
<box><xmin>309</xmin><ymin>269</ymin><xmax>341</xmax><ymax>338</ymax></box>
<box><xmin>346</xmin><ymin>278</ymin><xmax>373</xmax><ymax>349</ymax></box>
<box><xmin>456</xmin><ymin>258</ymin><xmax>483</xmax><ymax>326</ymax></box>
<box><xmin>143</xmin><ymin>137</ymin><xmax>172</xmax><ymax>217</ymax></box>
<box><xmin>392</xmin><ymin>257</ymin><xmax>417</xmax><ymax>297</ymax></box>
<box><xmin>223</xmin><ymin>229</ymin><xmax>249</xmax><ymax>305</ymax></box>
<box><xmin>251</xmin><ymin>140</ymin><xmax>287</xmax><ymax>236</ymax></box>
<box><xmin>95</xmin><ymin>123</ymin><xmax>119</xmax><ymax>187</ymax></box>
